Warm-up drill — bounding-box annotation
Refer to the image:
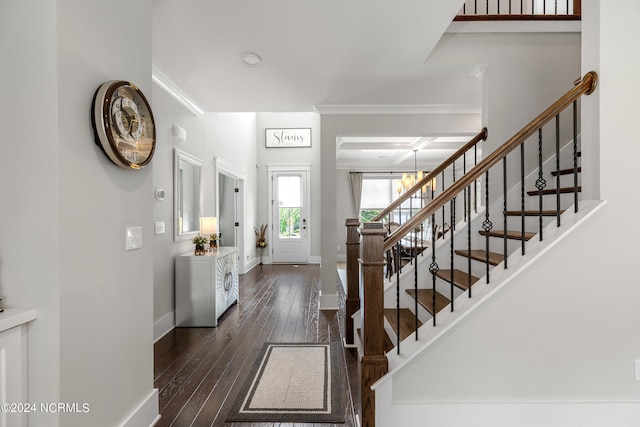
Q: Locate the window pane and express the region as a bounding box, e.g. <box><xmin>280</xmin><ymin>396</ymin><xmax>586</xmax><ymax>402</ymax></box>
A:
<box><xmin>361</xmin><ymin>179</ymin><xmax>392</xmax><ymax>209</ymax></box>
<box><xmin>279</xmin><ymin>207</ymin><xmax>300</xmax><ymax>239</ymax></box>
<box><xmin>278</xmin><ymin>176</ymin><xmax>300</xmax><ymax>207</ymax></box>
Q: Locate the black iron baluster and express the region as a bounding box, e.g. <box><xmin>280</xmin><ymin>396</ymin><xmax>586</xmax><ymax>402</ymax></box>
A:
<box><xmin>467</xmin><ymin>184</ymin><xmax>472</xmax><ymax>297</ymax></box>
<box><xmin>536</xmin><ymin>128</ymin><xmax>547</xmax><ymax>241</ymax></box>
<box><xmin>520</xmin><ymin>142</ymin><xmax>526</xmax><ymax>255</ymax></box>
<box><xmin>450</xmin><ymin>196</ymin><xmax>455</xmax><ymax>311</ymax></box>
<box><xmin>503</xmin><ymin>157</ymin><xmax>508</xmax><ymax>269</ymax></box>
<box><xmin>414</xmin><ymin>232</ymin><xmax>419</xmax><ymax>340</ymax></box>
<box><xmin>482</xmin><ymin>171</ymin><xmax>493</xmax><ymax>283</ymax></box>
<box><xmin>474</xmin><ymin>143</ymin><xmax>478</xmax><ymax>213</ymax></box>
<box><xmin>441</xmin><ymin>171</ymin><xmax>446</xmax><ymax>236</ymax></box>
<box><xmin>509</xmin><ymin>0</ymin><xmax>512</xmax><ymax>14</ymax></box>
<box><xmin>429</xmin><ymin>212</ymin><xmax>438</xmax><ymax>326</ymax></box>
<box><xmin>463</xmin><ymin>152</ymin><xmax>468</xmax><ymax>222</ymax></box>
<box><xmin>452</xmin><ymin>161</ymin><xmax>456</xmax><ymax>231</ymax></box>
<box><xmin>475</xmin><ymin>0</ymin><xmax>478</xmax><ymax>14</ymax></box>
<box><xmin>395</xmin><ymin>242</ymin><xmax>401</xmax><ymax>354</ymax></box>
<box><xmin>555</xmin><ymin>114</ymin><xmax>561</xmax><ymax>226</ymax></box>
<box><xmin>573</xmin><ymin>100</ymin><xmax>579</xmax><ymax>213</ymax></box>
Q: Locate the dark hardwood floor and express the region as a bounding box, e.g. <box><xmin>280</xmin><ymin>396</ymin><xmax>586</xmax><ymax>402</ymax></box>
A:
<box><xmin>154</xmin><ymin>264</ymin><xmax>360</xmax><ymax>427</ymax></box>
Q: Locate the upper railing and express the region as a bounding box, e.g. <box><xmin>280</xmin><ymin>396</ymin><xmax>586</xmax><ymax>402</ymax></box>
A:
<box><xmin>384</xmin><ymin>71</ymin><xmax>596</xmax><ymax>253</ymax></box>
<box><xmin>455</xmin><ymin>0</ymin><xmax>581</xmax><ymax>20</ymax></box>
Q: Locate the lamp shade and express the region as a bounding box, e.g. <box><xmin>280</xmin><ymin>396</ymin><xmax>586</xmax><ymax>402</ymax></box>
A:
<box><xmin>200</xmin><ymin>217</ymin><xmax>217</xmax><ymax>234</ymax></box>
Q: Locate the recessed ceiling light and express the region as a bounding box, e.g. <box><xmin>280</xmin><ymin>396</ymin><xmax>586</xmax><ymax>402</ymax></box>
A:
<box><xmin>241</xmin><ymin>52</ymin><xmax>262</xmax><ymax>66</ymax></box>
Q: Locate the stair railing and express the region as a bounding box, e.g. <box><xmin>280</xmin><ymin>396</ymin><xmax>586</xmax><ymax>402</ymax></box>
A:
<box><xmin>356</xmin><ymin>71</ymin><xmax>597</xmax><ymax>427</ymax></box>
<box><xmin>456</xmin><ymin>0</ymin><xmax>581</xmax><ymax>20</ymax></box>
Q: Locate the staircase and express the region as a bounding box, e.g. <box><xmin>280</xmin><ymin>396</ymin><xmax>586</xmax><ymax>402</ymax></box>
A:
<box><xmin>344</xmin><ymin>71</ymin><xmax>598</xmax><ymax>427</ymax></box>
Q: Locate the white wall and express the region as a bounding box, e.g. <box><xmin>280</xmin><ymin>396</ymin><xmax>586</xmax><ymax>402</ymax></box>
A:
<box><xmin>55</xmin><ymin>1</ymin><xmax>158</xmax><ymax>425</ymax></box>
<box><xmin>0</xmin><ymin>1</ymin><xmax>61</xmax><ymax>425</ymax></box>
<box><xmin>151</xmin><ymin>85</ymin><xmax>258</xmax><ymax>339</ymax></box>
<box><xmin>386</xmin><ymin>1</ymin><xmax>640</xmax><ymax>420</ymax></box>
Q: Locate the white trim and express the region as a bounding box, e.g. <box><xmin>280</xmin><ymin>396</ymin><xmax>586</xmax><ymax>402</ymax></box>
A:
<box><xmin>118</xmin><ymin>389</ymin><xmax>160</xmax><ymax>427</ymax></box>
<box><xmin>376</xmin><ymin>401</ymin><xmax>640</xmax><ymax>427</ymax></box>
<box><xmin>314</xmin><ymin>104</ymin><xmax>481</xmax><ymax>115</ymax></box>
<box><xmin>152</xmin><ymin>64</ymin><xmax>204</xmax><ymax>116</ymax></box>
<box><xmin>320</xmin><ymin>292</ymin><xmax>339</xmax><ymax>310</ymax></box>
<box><xmin>446</xmin><ymin>20</ymin><xmax>581</xmax><ymax>34</ymax></box>
<box><xmin>308</xmin><ymin>255</ymin><xmax>321</xmax><ymax>264</ymax></box>
<box><xmin>153</xmin><ymin>311</ymin><xmax>174</xmax><ymax>343</ymax></box>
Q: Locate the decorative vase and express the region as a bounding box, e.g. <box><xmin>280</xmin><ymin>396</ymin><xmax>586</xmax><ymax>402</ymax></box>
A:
<box><xmin>258</xmin><ymin>247</ymin><xmax>264</xmax><ymax>265</ymax></box>
<box><xmin>195</xmin><ymin>244</ymin><xmax>206</xmax><ymax>255</ymax></box>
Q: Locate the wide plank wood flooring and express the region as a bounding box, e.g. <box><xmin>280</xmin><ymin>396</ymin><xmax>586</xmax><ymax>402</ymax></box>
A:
<box><xmin>154</xmin><ymin>264</ymin><xmax>359</xmax><ymax>427</ymax></box>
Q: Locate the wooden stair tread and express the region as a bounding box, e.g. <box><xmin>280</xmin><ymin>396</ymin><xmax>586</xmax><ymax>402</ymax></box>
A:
<box><xmin>433</xmin><ymin>269</ymin><xmax>480</xmax><ymax>291</ymax></box>
<box><xmin>384</xmin><ymin>308</ymin><xmax>422</xmax><ymax>341</ymax></box>
<box><xmin>505</xmin><ymin>210</ymin><xmax>565</xmax><ymax>216</ymax></box>
<box><xmin>406</xmin><ymin>289</ymin><xmax>450</xmax><ymax>315</ymax></box>
<box><xmin>527</xmin><ymin>186</ymin><xmax>581</xmax><ymax>196</ymax></box>
<box><xmin>358</xmin><ymin>328</ymin><xmax>394</xmax><ymax>354</ymax></box>
<box><xmin>551</xmin><ymin>166</ymin><xmax>581</xmax><ymax>176</ymax></box>
<box><xmin>455</xmin><ymin>249</ymin><xmax>505</xmax><ymax>266</ymax></box>
<box><xmin>479</xmin><ymin>229</ymin><xmax>535</xmax><ymax>241</ymax></box>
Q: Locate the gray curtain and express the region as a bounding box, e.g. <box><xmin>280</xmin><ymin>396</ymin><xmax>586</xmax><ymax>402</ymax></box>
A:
<box><xmin>349</xmin><ymin>172</ymin><xmax>363</xmax><ymax>218</ymax></box>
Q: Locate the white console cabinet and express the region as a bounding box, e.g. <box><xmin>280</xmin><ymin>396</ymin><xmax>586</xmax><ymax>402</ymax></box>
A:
<box><xmin>175</xmin><ymin>247</ymin><xmax>239</xmax><ymax>327</ymax></box>
<box><xmin>0</xmin><ymin>308</ymin><xmax>37</xmax><ymax>427</ymax></box>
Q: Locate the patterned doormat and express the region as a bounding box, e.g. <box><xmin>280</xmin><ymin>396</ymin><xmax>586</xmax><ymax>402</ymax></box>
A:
<box><xmin>226</xmin><ymin>342</ymin><xmax>344</xmax><ymax>423</ymax></box>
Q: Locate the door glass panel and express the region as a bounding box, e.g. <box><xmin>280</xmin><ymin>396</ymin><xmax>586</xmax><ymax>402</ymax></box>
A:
<box><xmin>278</xmin><ymin>176</ymin><xmax>301</xmax><ymax>239</ymax></box>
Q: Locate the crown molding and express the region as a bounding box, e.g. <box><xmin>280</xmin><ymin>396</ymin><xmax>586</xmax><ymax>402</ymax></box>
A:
<box><xmin>152</xmin><ymin>64</ymin><xmax>205</xmax><ymax>117</ymax></box>
<box><xmin>314</xmin><ymin>104</ymin><xmax>481</xmax><ymax>115</ymax></box>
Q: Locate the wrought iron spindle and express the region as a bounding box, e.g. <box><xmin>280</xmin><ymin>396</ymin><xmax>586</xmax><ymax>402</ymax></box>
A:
<box><xmin>520</xmin><ymin>142</ymin><xmax>526</xmax><ymax>255</ymax></box>
<box><xmin>414</xmin><ymin>230</ymin><xmax>419</xmax><ymax>340</ymax></box>
<box><xmin>503</xmin><ymin>157</ymin><xmax>508</xmax><ymax>269</ymax></box>
<box><xmin>555</xmin><ymin>114</ymin><xmax>561</xmax><ymax>226</ymax></box>
<box><xmin>450</xmin><ymin>196</ymin><xmax>455</xmax><ymax>311</ymax></box>
<box><xmin>474</xmin><ymin>143</ymin><xmax>479</xmax><ymax>213</ymax></box>
<box><xmin>536</xmin><ymin>128</ymin><xmax>547</xmax><ymax>240</ymax></box>
<box><xmin>467</xmin><ymin>184</ymin><xmax>472</xmax><ymax>297</ymax></box>
<box><xmin>395</xmin><ymin>242</ymin><xmax>401</xmax><ymax>354</ymax></box>
<box><xmin>463</xmin><ymin>153</ymin><xmax>468</xmax><ymax>222</ymax></box>
<box><xmin>429</xmin><ymin>212</ymin><xmax>438</xmax><ymax>326</ymax></box>
<box><xmin>573</xmin><ymin>100</ymin><xmax>579</xmax><ymax>212</ymax></box>
<box><xmin>482</xmin><ymin>171</ymin><xmax>493</xmax><ymax>283</ymax></box>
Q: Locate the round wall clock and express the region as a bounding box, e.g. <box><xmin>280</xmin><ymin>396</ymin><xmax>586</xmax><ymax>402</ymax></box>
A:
<box><xmin>91</xmin><ymin>80</ymin><xmax>156</xmax><ymax>169</ymax></box>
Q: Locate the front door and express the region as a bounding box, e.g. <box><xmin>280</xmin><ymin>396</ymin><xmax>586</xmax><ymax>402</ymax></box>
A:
<box><xmin>270</xmin><ymin>168</ymin><xmax>309</xmax><ymax>263</ymax></box>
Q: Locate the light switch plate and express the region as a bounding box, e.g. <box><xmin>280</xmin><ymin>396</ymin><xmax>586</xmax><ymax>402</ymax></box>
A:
<box><xmin>155</xmin><ymin>221</ymin><xmax>165</xmax><ymax>235</ymax></box>
<box><xmin>126</xmin><ymin>226</ymin><xmax>142</xmax><ymax>251</ymax></box>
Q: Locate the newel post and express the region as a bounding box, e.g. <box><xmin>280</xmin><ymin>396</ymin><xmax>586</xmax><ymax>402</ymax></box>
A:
<box><xmin>360</xmin><ymin>222</ymin><xmax>388</xmax><ymax>427</ymax></box>
<box><xmin>345</xmin><ymin>218</ymin><xmax>361</xmax><ymax>345</ymax></box>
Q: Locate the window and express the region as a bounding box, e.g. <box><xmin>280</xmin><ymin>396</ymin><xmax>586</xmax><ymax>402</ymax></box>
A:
<box><xmin>359</xmin><ymin>175</ymin><xmax>428</xmax><ymax>224</ymax></box>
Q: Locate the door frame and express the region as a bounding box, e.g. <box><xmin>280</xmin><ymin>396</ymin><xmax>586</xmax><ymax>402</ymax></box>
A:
<box><xmin>215</xmin><ymin>156</ymin><xmax>246</xmax><ymax>273</ymax></box>
<box><xmin>267</xmin><ymin>164</ymin><xmax>311</xmax><ymax>264</ymax></box>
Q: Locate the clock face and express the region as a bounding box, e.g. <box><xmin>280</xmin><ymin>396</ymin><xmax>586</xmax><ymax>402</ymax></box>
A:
<box><xmin>91</xmin><ymin>80</ymin><xmax>156</xmax><ymax>169</ymax></box>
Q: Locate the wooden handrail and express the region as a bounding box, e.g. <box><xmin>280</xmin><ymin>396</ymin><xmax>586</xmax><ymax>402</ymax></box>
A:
<box><xmin>372</xmin><ymin>127</ymin><xmax>488</xmax><ymax>223</ymax></box>
<box><xmin>383</xmin><ymin>71</ymin><xmax>597</xmax><ymax>252</ymax></box>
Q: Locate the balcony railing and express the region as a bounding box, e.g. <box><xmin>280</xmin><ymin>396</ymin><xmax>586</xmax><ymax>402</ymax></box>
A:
<box><xmin>456</xmin><ymin>0</ymin><xmax>581</xmax><ymax>20</ymax></box>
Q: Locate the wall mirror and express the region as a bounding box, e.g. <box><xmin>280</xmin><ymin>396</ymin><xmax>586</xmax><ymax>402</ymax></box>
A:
<box><xmin>174</xmin><ymin>149</ymin><xmax>202</xmax><ymax>242</ymax></box>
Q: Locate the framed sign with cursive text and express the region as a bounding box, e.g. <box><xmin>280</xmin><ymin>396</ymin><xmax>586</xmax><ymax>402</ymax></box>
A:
<box><xmin>265</xmin><ymin>128</ymin><xmax>311</xmax><ymax>148</ymax></box>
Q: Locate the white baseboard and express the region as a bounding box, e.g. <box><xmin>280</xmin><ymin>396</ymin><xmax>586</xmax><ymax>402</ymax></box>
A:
<box><xmin>378</xmin><ymin>402</ymin><xmax>640</xmax><ymax>427</ymax></box>
<box><xmin>119</xmin><ymin>388</ymin><xmax>160</xmax><ymax>427</ymax></box>
<box><xmin>320</xmin><ymin>292</ymin><xmax>339</xmax><ymax>310</ymax></box>
<box><xmin>308</xmin><ymin>255</ymin><xmax>321</xmax><ymax>264</ymax></box>
<box><xmin>153</xmin><ymin>311</ymin><xmax>174</xmax><ymax>343</ymax></box>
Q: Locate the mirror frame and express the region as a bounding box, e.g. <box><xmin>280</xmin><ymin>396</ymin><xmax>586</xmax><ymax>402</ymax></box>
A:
<box><xmin>174</xmin><ymin>149</ymin><xmax>203</xmax><ymax>242</ymax></box>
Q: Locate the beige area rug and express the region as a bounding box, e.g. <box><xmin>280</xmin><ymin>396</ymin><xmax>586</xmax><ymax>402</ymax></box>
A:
<box><xmin>226</xmin><ymin>342</ymin><xmax>344</xmax><ymax>423</ymax></box>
